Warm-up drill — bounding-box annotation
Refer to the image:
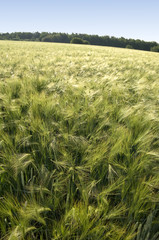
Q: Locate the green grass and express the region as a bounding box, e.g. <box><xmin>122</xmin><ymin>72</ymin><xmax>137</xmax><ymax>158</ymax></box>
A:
<box><xmin>1</xmin><ymin>40</ymin><xmax>159</xmax><ymax>239</ymax></box>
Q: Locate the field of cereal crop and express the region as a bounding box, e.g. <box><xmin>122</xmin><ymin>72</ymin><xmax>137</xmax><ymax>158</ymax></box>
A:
<box><xmin>1</xmin><ymin>41</ymin><xmax>159</xmax><ymax>239</ymax></box>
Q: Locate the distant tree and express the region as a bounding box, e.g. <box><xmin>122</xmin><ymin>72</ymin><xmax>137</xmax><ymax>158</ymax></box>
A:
<box><xmin>126</xmin><ymin>44</ymin><xmax>133</xmax><ymax>49</ymax></box>
<box><xmin>58</xmin><ymin>33</ymin><xmax>70</xmax><ymax>43</ymax></box>
<box><xmin>83</xmin><ymin>40</ymin><xmax>90</xmax><ymax>44</ymax></box>
<box><xmin>42</xmin><ymin>35</ymin><xmax>53</xmax><ymax>42</ymax></box>
<box><xmin>70</xmin><ymin>37</ymin><xmax>84</xmax><ymax>44</ymax></box>
<box><xmin>150</xmin><ymin>46</ymin><xmax>159</xmax><ymax>52</ymax></box>
<box><xmin>0</xmin><ymin>31</ymin><xmax>158</xmax><ymax>52</ymax></box>
<box><xmin>32</xmin><ymin>32</ymin><xmax>40</xmax><ymax>41</ymax></box>
<box><xmin>39</xmin><ymin>32</ymin><xmax>49</xmax><ymax>41</ymax></box>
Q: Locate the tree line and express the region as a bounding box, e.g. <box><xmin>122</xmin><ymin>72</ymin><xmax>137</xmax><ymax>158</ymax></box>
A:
<box><xmin>0</xmin><ymin>31</ymin><xmax>159</xmax><ymax>52</ymax></box>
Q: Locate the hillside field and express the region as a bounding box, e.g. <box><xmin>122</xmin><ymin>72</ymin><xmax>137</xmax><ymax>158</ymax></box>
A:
<box><xmin>1</xmin><ymin>41</ymin><xmax>159</xmax><ymax>239</ymax></box>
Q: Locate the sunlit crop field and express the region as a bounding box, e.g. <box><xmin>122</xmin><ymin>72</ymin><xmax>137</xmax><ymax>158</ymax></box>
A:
<box><xmin>1</xmin><ymin>41</ymin><xmax>159</xmax><ymax>239</ymax></box>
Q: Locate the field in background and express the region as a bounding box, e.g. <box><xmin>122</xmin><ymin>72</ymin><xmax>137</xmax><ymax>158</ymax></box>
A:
<box><xmin>1</xmin><ymin>41</ymin><xmax>159</xmax><ymax>239</ymax></box>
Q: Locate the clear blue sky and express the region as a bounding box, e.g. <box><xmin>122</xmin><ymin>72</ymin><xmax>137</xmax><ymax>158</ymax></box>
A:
<box><xmin>1</xmin><ymin>0</ymin><xmax>159</xmax><ymax>42</ymax></box>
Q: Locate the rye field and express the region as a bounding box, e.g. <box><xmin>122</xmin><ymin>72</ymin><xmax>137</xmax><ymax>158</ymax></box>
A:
<box><xmin>1</xmin><ymin>41</ymin><xmax>159</xmax><ymax>239</ymax></box>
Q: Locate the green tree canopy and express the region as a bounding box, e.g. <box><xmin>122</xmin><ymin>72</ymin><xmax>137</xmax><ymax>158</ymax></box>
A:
<box><xmin>70</xmin><ymin>37</ymin><xmax>85</xmax><ymax>44</ymax></box>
